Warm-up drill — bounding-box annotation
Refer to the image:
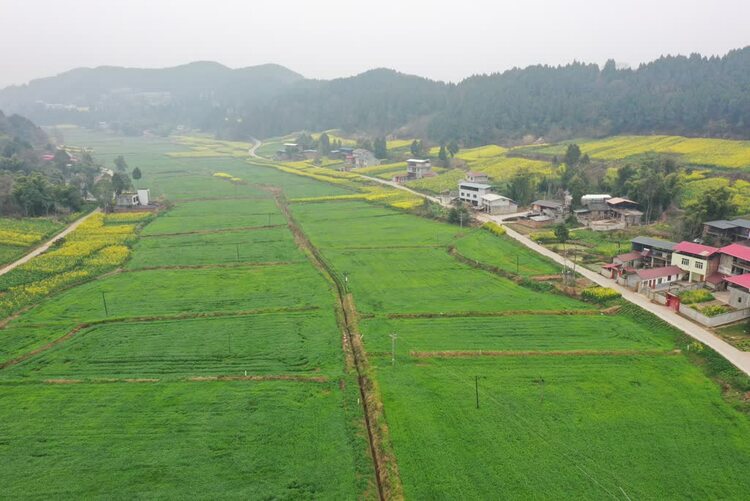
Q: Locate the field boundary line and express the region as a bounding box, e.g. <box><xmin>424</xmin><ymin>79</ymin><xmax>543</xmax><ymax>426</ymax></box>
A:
<box><xmin>408</xmin><ymin>349</ymin><xmax>680</xmax><ymax>359</ymax></box>
<box><xmin>274</xmin><ymin>190</ymin><xmax>401</xmax><ymax>501</ymax></box>
<box><xmin>0</xmin><ymin>305</ymin><xmax>321</xmax><ymax>370</ymax></box>
<box><xmin>0</xmin><ymin>375</ymin><xmax>330</xmax><ymax>385</ymax></box>
<box><xmin>141</xmin><ymin>224</ymin><xmax>286</xmax><ymax>237</ymax></box>
<box><xmin>125</xmin><ymin>261</ymin><xmax>299</xmax><ymax>272</ymax></box>
<box><xmin>382</xmin><ymin>309</ymin><xmax>610</xmax><ymax>319</ymax></box>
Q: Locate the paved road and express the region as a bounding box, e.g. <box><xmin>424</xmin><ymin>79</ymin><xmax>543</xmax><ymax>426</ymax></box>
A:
<box><xmin>352</xmin><ymin>174</ymin><xmax>750</xmax><ymax>375</ymax></box>
<box><xmin>0</xmin><ymin>209</ymin><xmax>100</xmax><ymax>278</ymax></box>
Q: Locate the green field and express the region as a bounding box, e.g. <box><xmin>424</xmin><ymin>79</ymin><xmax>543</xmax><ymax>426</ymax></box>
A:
<box><xmin>4</xmin><ymin>310</ymin><xmax>342</xmax><ymax>380</ymax></box>
<box><xmin>0</xmin><ymin>381</ymin><xmax>365</xmax><ymax>499</ymax></box>
<box><xmin>129</xmin><ymin>226</ymin><xmax>304</xmax><ymax>268</ymax></box>
<box><xmin>2</xmin><ymin>127</ymin><xmax>749</xmax><ymax>499</ymax></box>
<box><xmin>375</xmin><ymin>356</ymin><xmax>750</xmax><ymax>499</ymax></box>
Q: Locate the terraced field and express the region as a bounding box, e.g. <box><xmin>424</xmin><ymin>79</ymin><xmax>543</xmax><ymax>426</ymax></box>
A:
<box><xmin>524</xmin><ymin>135</ymin><xmax>750</xmax><ymax>170</ymax></box>
<box><xmin>2</xmin><ymin>128</ymin><xmax>749</xmax><ymax>499</ymax></box>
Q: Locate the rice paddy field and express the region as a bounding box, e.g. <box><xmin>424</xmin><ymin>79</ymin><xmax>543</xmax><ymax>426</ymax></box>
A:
<box><xmin>1</xmin><ymin>127</ymin><xmax>749</xmax><ymax>499</ymax></box>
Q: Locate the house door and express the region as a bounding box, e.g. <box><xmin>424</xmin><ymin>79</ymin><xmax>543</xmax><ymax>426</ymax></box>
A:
<box><xmin>666</xmin><ymin>293</ymin><xmax>680</xmax><ymax>312</ymax></box>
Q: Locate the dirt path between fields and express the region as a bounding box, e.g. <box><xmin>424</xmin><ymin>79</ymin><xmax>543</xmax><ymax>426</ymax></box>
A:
<box><xmin>273</xmin><ymin>190</ymin><xmax>401</xmax><ymax>501</ymax></box>
<box><xmin>0</xmin><ymin>209</ymin><xmax>100</xmax><ymax>278</ymax></box>
<box><xmin>409</xmin><ymin>349</ymin><xmax>681</xmax><ymax>358</ymax></box>
<box><xmin>141</xmin><ymin>224</ymin><xmax>285</xmax><ymax>238</ymax></box>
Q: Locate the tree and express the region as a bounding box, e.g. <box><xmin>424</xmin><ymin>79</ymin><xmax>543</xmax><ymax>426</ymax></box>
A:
<box><xmin>447</xmin><ymin>140</ymin><xmax>459</xmax><ymax>158</ymax></box>
<box><xmin>319</xmin><ymin>133</ymin><xmax>331</xmax><ymax>155</ymax></box>
<box><xmin>54</xmin><ymin>184</ymin><xmax>82</xmax><ymax>212</ymax></box>
<box><xmin>132</xmin><ymin>167</ymin><xmax>142</xmax><ymax>181</ymax></box>
<box><xmin>93</xmin><ymin>178</ymin><xmax>115</xmax><ymax>211</ymax></box>
<box><xmin>410</xmin><ymin>140</ymin><xmax>426</xmax><ymax>158</ymax></box>
<box><xmin>12</xmin><ymin>174</ymin><xmax>55</xmax><ymax>216</ymax></box>
<box><xmin>447</xmin><ymin>203</ymin><xmax>470</xmax><ymax>226</ymax></box>
<box><xmin>554</xmin><ymin>223</ymin><xmax>570</xmax><ymax>245</ymax></box>
<box><xmin>373</xmin><ymin>137</ymin><xmax>388</xmax><ymax>159</ymax></box>
<box><xmin>563</xmin><ymin>144</ymin><xmax>581</xmax><ymax>168</ymax></box>
<box><xmin>111</xmin><ymin>172</ymin><xmax>132</xmax><ymax>195</ymax></box>
<box><xmin>114</xmin><ymin>155</ymin><xmax>128</xmax><ymax>172</ymax></box>
<box><xmin>505</xmin><ymin>168</ymin><xmax>537</xmax><ymax>206</ymax></box>
<box><xmin>682</xmin><ymin>186</ymin><xmax>737</xmax><ymax>239</ymax></box>
<box><xmin>438</xmin><ymin>143</ymin><xmax>448</xmax><ymax>164</ymax></box>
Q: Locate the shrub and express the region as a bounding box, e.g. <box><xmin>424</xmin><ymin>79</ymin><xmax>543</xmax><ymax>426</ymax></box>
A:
<box><xmin>581</xmin><ymin>286</ymin><xmax>621</xmax><ymax>303</ymax></box>
<box><xmin>697</xmin><ymin>304</ymin><xmax>732</xmax><ymax>317</ymax></box>
<box><xmin>482</xmin><ymin>222</ymin><xmax>506</xmax><ymax>236</ymax></box>
<box><xmin>678</xmin><ymin>289</ymin><xmax>715</xmax><ymax>304</ymax></box>
<box><xmin>531</xmin><ymin>231</ymin><xmax>557</xmax><ymax>243</ymax></box>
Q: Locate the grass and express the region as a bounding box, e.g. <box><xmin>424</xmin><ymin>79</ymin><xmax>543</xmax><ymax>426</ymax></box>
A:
<box><xmin>375</xmin><ymin>355</ymin><xmax>750</xmax><ymax>500</ymax></box>
<box><xmin>361</xmin><ymin>312</ymin><xmax>675</xmax><ymax>355</ymax></box>
<box><xmin>11</xmin><ymin>264</ymin><xmax>331</xmax><ymax>325</ymax></box>
<box><xmin>292</xmin><ymin>200</ymin><xmax>463</xmax><ymax>248</ymax></box>
<box><xmin>321</xmin><ymin>247</ymin><xmax>590</xmax><ymax>315</ymax></box>
<box><xmin>4</xmin><ymin>310</ymin><xmax>343</xmax><ymax>380</ymax></box>
<box><xmin>453</xmin><ymin>229</ymin><xmax>560</xmax><ymax>276</ymax></box>
<box><xmin>0</xmin><ymin>381</ymin><xmax>367</xmax><ymax>499</ymax></box>
<box><xmin>128</xmin><ymin>226</ymin><xmax>304</xmax><ymax>268</ymax></box>
<box><xmin>141</xmin><ymin>199</ymin><xmax>286</xmax><ymax>235</ymax></box>
<box><xmin>716</xmin><ymin>321</ymin><xmax>750</xmax><ymax>351</ymax></box>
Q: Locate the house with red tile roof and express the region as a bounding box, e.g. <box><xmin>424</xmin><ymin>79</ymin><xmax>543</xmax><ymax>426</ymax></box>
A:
<box><xmin>633</xmin><ymin>266</ymin><xmax>684</xmax><ymax>292</ymax></box>
<box><xmin>670</xmin><ymin>242</ymin><xmax>720</xmax><ymax>283</ymax></box>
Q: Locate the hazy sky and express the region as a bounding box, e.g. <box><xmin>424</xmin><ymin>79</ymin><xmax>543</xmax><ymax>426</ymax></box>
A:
<box><xmin>1</xmin><ymin>0</ymin><xmax>749</xmax><ymax>87</ymax></box>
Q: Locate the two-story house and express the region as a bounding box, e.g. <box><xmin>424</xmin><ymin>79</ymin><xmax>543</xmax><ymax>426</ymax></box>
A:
<box><xmin>670</xmin><ymin>242</ymin><xmax>720</xmax><ymax>282</ymax></box>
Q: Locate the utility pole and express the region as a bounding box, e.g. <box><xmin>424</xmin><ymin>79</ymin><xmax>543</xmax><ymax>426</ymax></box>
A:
<box><xmin>389</xmin><ymin>333</ymin><xmax>398</xmax><ymax>366</ymax></box>
<box><xmin>459</xmin><ymin>212</ymin><xmax>463</xmax><ymax>229</ymax></box>
<box><xmin>101</xmin><ymin>292</ymin><xmax>109</xmax><ymax>317</ymax></box>
<box><xmin>475</xmin><ymin>375</ymin><xmax>480</xmax><ymax>409</ymax></box>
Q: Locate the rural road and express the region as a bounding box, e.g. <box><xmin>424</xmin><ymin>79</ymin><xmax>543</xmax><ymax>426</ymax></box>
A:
<box><xmin>0</xmin><ymin>209</ymin><xmax>100</xmax><ymax>278</ymax></box>
<box><xmin>248</xmin><ymin>137</ymin><xmax>261</xmax><ymax>158</ymax></box>
<box><xmin>352</xmin><ymin>171</ymin><xmax>750</xmax><ymax>376</ymax></box>
<box><xmin>493</xmin><ymin>219</ymin><xmax>750</xmax><ymax>376</ymax></box>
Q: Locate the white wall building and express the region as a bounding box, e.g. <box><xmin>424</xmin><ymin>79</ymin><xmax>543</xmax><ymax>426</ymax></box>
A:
<box><xmin>481</xmin><ymin>194</ymin><xmax>517</xmax><ymax>215</ymax></box>
<box><xmin>459</xmin><ymin>181</ymin><xmax>492</xmax><ymax>207</ymax></box>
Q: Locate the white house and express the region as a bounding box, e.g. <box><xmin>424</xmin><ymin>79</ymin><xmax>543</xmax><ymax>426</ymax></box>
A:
<box><xmin>406</xmin><ymin>159</ymin><xmax>432</xmax><ymax>179</ymax></box>
<box><xmin>670</xmin><ymin>241</ymin><xmax>720</xmax><ymax>282</ymax></box>
<box><xmin>481</xmin><ymin>194</ymin><xmax>517</xmax><ymax>215</ymax></box>
<box><xmin>137</xmin><ymin>189</ymin><xmax>151</xmax><ymax>206</ymax></box>
<box><xmin>459</xmin><ymin>181</ymin><xmax>492</xmax><ymax>207</ymax></box>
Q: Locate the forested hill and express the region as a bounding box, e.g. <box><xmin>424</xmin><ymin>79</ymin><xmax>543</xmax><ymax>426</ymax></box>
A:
<box><xmin>2</xmin><ymin>47</ymin><xmax>750</xmax><ymax>143</ymax></box>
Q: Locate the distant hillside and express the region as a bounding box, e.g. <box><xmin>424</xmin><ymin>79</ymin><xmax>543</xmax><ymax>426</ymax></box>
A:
<box><xmin>0</xmin><ymin>110</ymin><xmax>48</xmax><ymax>148</ymax></box>
<box><xmin>2</xmin><ymin>47</ymin><xmax>750</xmax><ymax>143</ymax></box>
<box><xmin>0</xmin><ymin>61</ymin><xmax>303</xmax><ymax>134</ymax></box>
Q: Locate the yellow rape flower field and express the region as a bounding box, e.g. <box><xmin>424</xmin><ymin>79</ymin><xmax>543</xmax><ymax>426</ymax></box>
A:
<box><xmin>0</xmin><ymin>213</ymin><xmax>144</xmax><ymax>317</ymax></box>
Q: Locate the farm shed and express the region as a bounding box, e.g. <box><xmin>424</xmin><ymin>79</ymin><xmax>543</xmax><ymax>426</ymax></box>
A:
<box><xmin>725</xmin><ymin>274</ymin><xmax>750</xmax><ymax>309</ymax></box>
<box><xmin>481</xmin><ymin>194</ymin><xmax>517</xmax><ymax>215</ymax></box>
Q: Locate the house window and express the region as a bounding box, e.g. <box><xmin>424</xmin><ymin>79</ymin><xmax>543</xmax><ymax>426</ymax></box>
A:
<box><xmin>681</xmin><ymin>258</ymin><xmax>689</xmax><ymax>266</ymax></box>
<box><xmin>695</xmin><ymin>261</ymin><xmax>704</xmax><ymax>270</ymax></box>
<box><xmin>657</xmin><ymin>278</ymin><xmax>663</xmax><ymax>284</ymax></box>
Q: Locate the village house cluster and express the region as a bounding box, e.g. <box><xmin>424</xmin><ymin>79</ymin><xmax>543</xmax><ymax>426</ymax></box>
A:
<box><xmin>603</xmin><ymin>218</ymin><xmax>750</xmax><ymax>326</ymax></box>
